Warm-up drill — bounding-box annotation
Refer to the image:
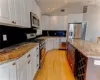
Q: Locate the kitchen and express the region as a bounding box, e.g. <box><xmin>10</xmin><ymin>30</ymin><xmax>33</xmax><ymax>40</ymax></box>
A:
<box><xmin>0</xmin><ymin>0</ymin><xmax>100</xmax><ymax>80</ymax></box>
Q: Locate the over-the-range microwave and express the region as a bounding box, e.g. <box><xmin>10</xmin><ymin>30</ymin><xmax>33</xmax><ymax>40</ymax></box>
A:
<box><xmin>30</xmin><ymin>12</ymin><xmax>40</xmax><ymax>28</ymax></box>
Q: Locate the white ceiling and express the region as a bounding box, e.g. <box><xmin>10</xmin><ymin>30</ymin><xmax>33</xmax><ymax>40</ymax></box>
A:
<box><xmin>35</xmin><ymin>0</ymin><xmax>100</xmax><ymax>15</ymax></box>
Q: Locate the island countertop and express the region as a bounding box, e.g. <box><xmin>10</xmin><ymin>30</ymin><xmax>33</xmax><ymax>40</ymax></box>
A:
<box><xmin>67</xmin><ymin>39</ymin><xmax>100</xmax><ymax>59</ymax></box>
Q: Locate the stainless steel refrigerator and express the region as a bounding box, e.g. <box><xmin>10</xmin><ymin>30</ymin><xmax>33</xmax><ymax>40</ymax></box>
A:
<box><xmin>68</xmin><ymin>23</ymin><xmax>86</xmax><ymax>40</ymax></box>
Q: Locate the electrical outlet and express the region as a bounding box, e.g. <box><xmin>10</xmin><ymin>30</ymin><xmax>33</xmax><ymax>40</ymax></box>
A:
<box><xmin>94</xmin><ymin>60</ymin><xmax>100</xmax><ymax>66</ymax></box>
<box><xmin>3</xmin><ymin>35</ymin><xmax>7</xmax><ymax>41</ymax></box>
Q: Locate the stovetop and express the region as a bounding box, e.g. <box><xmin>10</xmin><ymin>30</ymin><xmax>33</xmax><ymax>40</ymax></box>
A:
<box><xmin>27</xmin><ymin>39</ymin><xmax>45</xmax><ymax>43</ymax></box>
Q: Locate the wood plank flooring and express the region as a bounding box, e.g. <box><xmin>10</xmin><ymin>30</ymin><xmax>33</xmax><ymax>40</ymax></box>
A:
<box><xmin>34</xmin><ymin>50</ymin><xmax>75</xmax><ymax>80</ymax></box>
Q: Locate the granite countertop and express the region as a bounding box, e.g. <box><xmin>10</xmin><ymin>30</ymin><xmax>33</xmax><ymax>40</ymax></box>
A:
<box><xmin>37</xmin><ymin>36</ymin><xmax>65</xmax><ymax>40</ymax></box>
<box><xmin>67</xmin><ymin>39</ymin><xmax>100</xmax><ymax>59</ymax></box>
<box><xmin>0</xmin><ymin>42</ymin><xmax>38</xmax><ymax>64</ymax></box>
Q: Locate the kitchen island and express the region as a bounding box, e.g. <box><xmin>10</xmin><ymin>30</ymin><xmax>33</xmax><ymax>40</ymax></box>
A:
<box><xmin>67</xmin><ymin>39</ymin><xmax>100</xmax><ymax>80</ymax></box>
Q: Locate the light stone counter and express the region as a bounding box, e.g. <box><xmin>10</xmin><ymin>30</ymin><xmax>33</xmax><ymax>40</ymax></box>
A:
<box><xmin>0</xmin><ymin>42</ymin><xmax>38</xmax><ymax>64</ymax></box>
<box><xmin>67</xmin><ymin>39</ymin><xmax>100</xmax><ymax>59</ymax></box>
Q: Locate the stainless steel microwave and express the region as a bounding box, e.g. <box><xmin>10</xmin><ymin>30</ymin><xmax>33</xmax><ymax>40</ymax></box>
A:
<box><xmin>30</xmin><ymin>12</ymin><xmax>40</xmax><ymax>28</ymax></box>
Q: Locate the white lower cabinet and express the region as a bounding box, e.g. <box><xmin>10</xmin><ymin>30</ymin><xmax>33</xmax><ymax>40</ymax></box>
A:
<box><xmin>26</xmin><ymin>59</ymin><xmax>32</xmax><ymax>80</ymax></box>
<box><xmin>46</xmin><ymin>38</ymin><xmax>53</xmax><ymax>52</ymax></box>
<box><xmin>31</xmin><ymin>45</ymin><xmax>39</xmax><ymax>79</ymax></box>
<box><xmin>17</xmin><ymin>64</ymin><xmax>27</xmax><ymax>80</ymax></box>
<box><xmin>0</xmin><ymin>61</ymin><xmax>17</xmax><ymax>80</ymax></box>
<box><xmin>46</xmin><ymin>38</ymin><xmax>60</xmax><ymax>52</ymax></box>
<box><xmin>53</xmin><ymin>38</ymin><xmax>60</xmax><ymax>49</ymax></box>
<box><xmin>17</xmin><ymin>45</ymin><xmax>39</xmax><ymax>80</ymax></box>
<box><xmin>0</xmin><ymin>44</ymin><xmax>39</xmax><ymax>80</ymax></box>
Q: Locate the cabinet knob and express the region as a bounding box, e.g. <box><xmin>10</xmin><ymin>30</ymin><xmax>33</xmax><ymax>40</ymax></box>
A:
<box><xmin>37</xmin><ymin>55</ymin><xmax>39</xmax><ymax>57</ymax></box>
<box><xmin>12</xmin><ymin>62</ymin><xmax>16</xmax><ymax>66</ymax></box>
<box><xmin>37</xmin><ymin>47</ymin><xmax>39</xmax><ymax>50</ymax></box>
<box><xmin>37</xmin><ymin>64</ymin><xmax>39</xmax><ymax>67</ymax></box>
<box><xmin>12</xmin><ymin>21</ymin><xmax>14</xmax><ymax>23</ymax></box>
<box><xmin>28</xmin><ymin>60</ymin><xmax>31</xmax><ymax>64</ymax></box>
<box><xmin>27</xmin><ymin>54</ymin><xmax>31</xmax><ymax>58</ymax></box>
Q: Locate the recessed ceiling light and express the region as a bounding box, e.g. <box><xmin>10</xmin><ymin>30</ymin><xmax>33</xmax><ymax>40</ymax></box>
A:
<box><xmin>53</xmin><ymin>8</ymin><xmax>55</xmax><ymax>10</ymax></box>
<box><xmin>65</xmin><ymin>1</ymin><xmax>67</xmax><ymax>3</ymax></box>
<box><xmin>48</xmin><ymin>8</ymin><xmax>50</xmax><ymax>9</ymax></box>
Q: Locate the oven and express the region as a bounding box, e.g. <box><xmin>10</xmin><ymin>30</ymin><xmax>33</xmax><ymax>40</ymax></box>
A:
<box><xmin>39</xmin><ymin>40</ymin><xmax>46</xmax><ymax>65</ymax></box>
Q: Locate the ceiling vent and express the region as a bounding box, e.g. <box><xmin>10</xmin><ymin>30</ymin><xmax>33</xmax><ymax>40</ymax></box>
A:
<box><xmin>83</xmin><ymin>6</ymin><xmax>88</xmax><ymax>13</ymax></box>
<box><xmin>61</xmin><ymin>9</ymin><xmax>65</xmax><ymax>12</ymax></box>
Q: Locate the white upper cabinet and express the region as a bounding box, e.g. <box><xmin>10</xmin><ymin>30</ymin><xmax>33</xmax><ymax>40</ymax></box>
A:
<box><xmin>41</xmin><ymin>15</ymin><xmax>67</xmax><ymax>30</ymax></box>
<box><xmin>0</xmin><ymin>0</ymin><xmax>41</xmax><ymax>28</ymax></box>
<box><xmin>68</xmin><ymin>13</ymin><xmax>83</xmax><ymax>23</ymax></box>
<box><xmin>20</xmin><ymin>0</ymin><xmax>31</xmax><ymax>28</ymax></box>
<box><xmin>14</xmin><ymin>0</ymin><xmax>21</xmax><ymax>26</ymax></box>
<box><xmin>50</xmin><ymin>16</ymin><xmax>67</xmax><ymax>30</ymax></box>
<box><xmin>0</xmin><ymin>0</ymin><xmax>11</xmax><ymax>24</ymax></box>
<box><xmin>9</xmin><ymin>0</ymin><xmax>16</xmax><ymax>24</ymax></box>
<box><xmin>41</xmin><ymin>15</ymin><xmax>51</xmax><ymax>30</ymax></box>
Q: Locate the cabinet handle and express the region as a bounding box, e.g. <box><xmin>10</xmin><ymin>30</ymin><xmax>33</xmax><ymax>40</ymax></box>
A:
<box><xmin>27</xmin><ymin>54</ymin><xmax>31</xmax><ymax>58</ymax></box>
<box><xmin>28</xmin><ymin>60</ymin><xmax>31</xmax><ymax>64</ymax></box>
<box><xmin>12</xmin><ymin>62</ymin><xmax>16</xmax><ymax>66</ymax></box>
<box><xmin>37</xmin><ymin>64</ymin><xmax>39</xmax><ymax>67</ymax></box>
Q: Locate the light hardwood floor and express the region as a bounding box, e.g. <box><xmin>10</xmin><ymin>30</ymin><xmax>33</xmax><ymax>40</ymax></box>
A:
<box><xmin>34</xmin><ymin>50</ymin><xmax>75</xmax><ymax>80</ymax></box>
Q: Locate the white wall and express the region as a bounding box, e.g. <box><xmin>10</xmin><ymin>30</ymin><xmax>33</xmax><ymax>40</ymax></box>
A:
<box><xmin>83</xmin><ymin>5</ymin><xmax>100</xmax><ymax>42</ymax></box>
<box><xmin>41</xmin><ymin>15</ymin><xmax>68</xmax><ymax>30</ymax></box>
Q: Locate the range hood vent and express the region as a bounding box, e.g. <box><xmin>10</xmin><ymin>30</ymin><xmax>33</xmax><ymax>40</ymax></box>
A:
<box><xmin>83</xmin><ymin>6</ymin><xmax>88</xmax><ymax>13</ymax></box>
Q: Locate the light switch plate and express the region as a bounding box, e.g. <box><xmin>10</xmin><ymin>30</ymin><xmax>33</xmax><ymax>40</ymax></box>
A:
<box><xmin>3</xmin><ymin>35</ymin><xmax>7</xmax><ymax>41</ymax></box>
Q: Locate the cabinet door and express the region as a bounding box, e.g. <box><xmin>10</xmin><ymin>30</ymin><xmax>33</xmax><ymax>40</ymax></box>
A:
<box><xmin>9</xmin><ymin>0</ymin><xmax>16</xmax><ymax>24</ymax></box>
<box><xmin>20</xmin><ymin>0</ymin><xmax>30</xmax><ymax>28</ymax></box>
<box><xmin>31</xmin><ymin>48</ymin><xmax>38</xmax><ymax>79</ymax></box>
<box><xmin>46</xmin><ymin>38</ymin><xmax>54</xmax><ymax>52</ymax></box>
<box><xmin>35</xmin><ymin>46</ymin><xmax>39</xmax><ymax>70</ymax></box>
<box><xmin>27</xmin><ymin>59</ymin><xmax>33</xmax><ymax>80</ymax></box>
<box><xmin>54</xmin><ymin>38</ymin><xmax>60</xmax><ymax>49</ymax></box>
<box><xmin>0</xmin><ymin>61</ymin><xmax>17</xmax><ymax>80</ymax></box>
<box><xmin>17</xmin><ymin>65</ymin><xmax>27</xmax><ymax>80</ymax></box>
<box><xmin>24</xmin><ymin>0</ymin><xmax>31</xmax><ymax>27</ymax></box>
<box><xmin>46</xmin><ymin>39</ymin><xmax>51</xmax><ymax>51</ymax></box>
<box><xmin>14</xmin><ymin>0</ymin><xmax>21</xmax><ymax>25</ymax></box>
<box><xmin>51</xmin><ymin>38</ymin><xmax>54</xmax><ymax>50</ymax></box>
<box><xmin>0</xmin><ymin>0</ymin><xmax>11</xmax><ymax>23</ymax></box>
<box><xmin>31</xmin><ymin>51</ymin><xmax>37</xmax><ymax>78</ymax></box>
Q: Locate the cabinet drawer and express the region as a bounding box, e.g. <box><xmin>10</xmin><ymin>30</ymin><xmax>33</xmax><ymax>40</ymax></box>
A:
<box><xmin>16</xmin><ymin>50</ymin><xmax>32</xmax><ymax>70</ymax></box>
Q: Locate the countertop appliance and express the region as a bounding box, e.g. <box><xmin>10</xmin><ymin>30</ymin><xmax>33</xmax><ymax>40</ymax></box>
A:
<box><xmin>68</xmin><ymin>23</ymin><xmax>86</xmax><ymax>40</ymax></box>
<box><xmin>30</xmin><ymin>12</ymin><xmax>40</xmax><ymax>28</ymax></box>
